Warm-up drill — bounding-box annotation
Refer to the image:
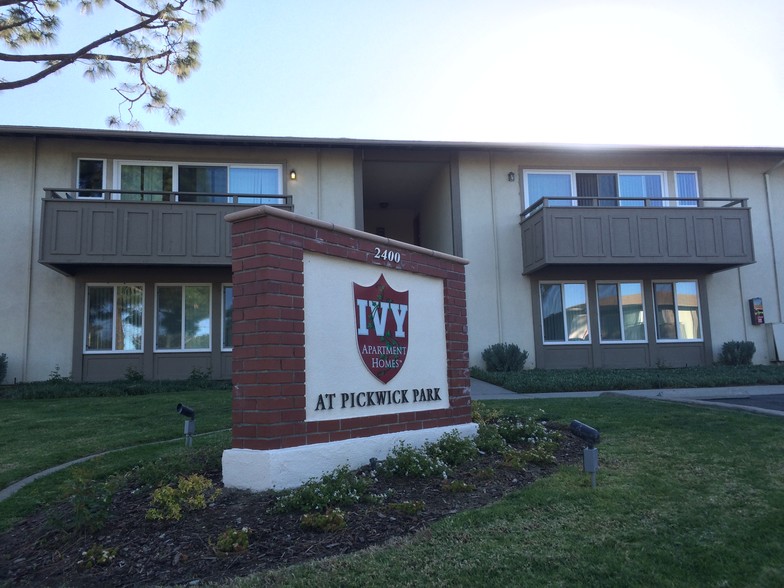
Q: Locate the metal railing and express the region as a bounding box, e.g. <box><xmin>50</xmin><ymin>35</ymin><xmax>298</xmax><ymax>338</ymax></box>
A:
<box><xmin>45</xmin><ymin>188</ymin><xmax>293</xmax><ymax>209</ymax></box>
<box><xmin>521</xmin><ymin>196</ymin><xmax>748</xmax><ymax>219</ymax></box>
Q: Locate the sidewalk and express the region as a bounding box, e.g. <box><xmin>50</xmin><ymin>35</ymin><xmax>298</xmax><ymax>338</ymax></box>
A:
<box><xmin>470</xmin><ymin>378</ymin><xmax>784</xmax><ymax>418</ymax></box>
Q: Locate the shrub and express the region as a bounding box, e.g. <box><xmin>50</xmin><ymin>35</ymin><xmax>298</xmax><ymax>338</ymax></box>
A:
<box><xmin>441</xmin><ymin>480</ymin><xmax>475</xmax><ymax>493</ymax></box>
<box><xmin>386</xmin><ymin>500</ymin><xmax>425</xmax><ymax>516</ymax></box>
<box><xmin>379</xmin><ymin>441</ymin><xmax>448</xmax><ymax>479</ymax></box>
<box><xmin>718</xmin><ymin>340</ymin><xmax>756</xmax><ymax>366</ymax></box>
<box><xmin>78</xmin><ymin>544</ymin><xmax>118</xmax><ymax>570</ymax></box>
<box><xmin>146</xmin><ymin>474</ymin><xmax>221</xmax><ymax>521</ymax></box>
<box><xmin>474</xmin><ymin>423</ymin><xmax>507</xmax><ymax>454</ymax></box>
<box><xmin>274</xmin><ymin>465</ymin><xmax>371</xmax><ymax>513</ymax></box>
<box><xmin>214</xmin><ymin>527</ymin><xmax>252</xmax><ymax>554</ymax></box>
<box><xmin>424</xmin><ymin>430</ymin><xmax>478</xmax><ymax>467</ymax></box>
<box><xmin>0</xmin><ymin>353</ymin><xmax>6</xmax><ymax>384</ymax></box>
<box><xmin>481</xmin><ymin>343</ymin><xmax>528</xmax><ymax>372</ymax></box>
<box><xmin>300</xmin><ymin>509</ymin><xmax>346</xmax><ymax>532</ymax></box>
<box><xmin>62</xmin><ymin>468</ymin><xmax>115</xmax><ymax>534</ymax></box>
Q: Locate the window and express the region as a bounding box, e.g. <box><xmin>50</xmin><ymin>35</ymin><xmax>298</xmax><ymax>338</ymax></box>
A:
<box><xmin>85</xmin><ymin>285</ymin><xmax>144</xmax><ymax>352</ymax></box>
<box><xmin>540</xmin><ymin>282</ymin><xmax>590</xmax><ymax>343</ymax></box>
<box><xmin>653</xmin><ymin>281</ymin><xmax>701</xmax><ymax>340</ymax></box>
<box><xmin>597</xmin><ymin>282</ymin><xmax>646</xmax><ymax>342</ymax></box>
<box><xmin>675</xmin><ymin>172</ymin><xmax>699</xmax><ymax>207</ymax></box>
<box><xmin>222</xmin><ymin>285</ymin><xmax>233</xmax><ymax>350</ymax></box>
<box><xmin>77</xmin><ymin>159</ymin><xmax>105</xmax><ymax>198</ymax></box>
<box><xmin>115</xmin><ymin>161</ymin><xmax>283</xmax><ymax>203</ymax></box>
<box><xmin>524</xmin><ymin>170</ymin><xmax>666</xmax><ymax>208</ymax></box>
<box><xmin>156</xmin><ymin>285</ymin><xmax>211</xmax><ymax>351</ymax></box>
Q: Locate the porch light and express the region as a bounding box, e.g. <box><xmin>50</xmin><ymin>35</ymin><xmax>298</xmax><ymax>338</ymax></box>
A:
<box><xmin>507</xmin><ymin>172</ymin><xmax>516</xmax><ymax>182</ymax></box>
<box><xmin>289</xmin><ymin>169</ymin><xmax>297</xmax><ymax>180</ymax></box>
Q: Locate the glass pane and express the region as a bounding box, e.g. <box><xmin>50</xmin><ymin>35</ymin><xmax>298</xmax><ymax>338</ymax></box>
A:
<box><xmin>675</xmin><ymin>281</ymin><xmax>701</xmax><ymax>339</ymax></box>
<box><xmin>78</xmin><ymin>160</ymin><xmax>104</xmax><ymax>198</ymax></box>
<box><xmin>564</xmin><ymin>283</ymin><xmax>589</xmax><ymax>341</ymax></box>
<box><xmin>527</xmin><ymin>173</ymin><xmax>573</xmax><ymax>207</ymax></box>
<box><xmin>223</xmin><ymin>285</ymin><xmax>233</xmax><ymax>349</ymax></box>
<box><xmin>156</xmin><ymin>286</ymin><xmax>183</xmax><ymax>349</ymax></box>
<box><xmin>597</xmin><ymin>283</ymin><xmax>621</xmax><ymax>341</ymax></box>
<box><xmin>179</xmin><ymin>165</ymin><xmax>228</xmax><ymax>203</ymax></box>
<box><xmin>116</xmin><ymin>286</ymin><xmax>144</xmax><ymax>351</ymax></box>
<box><xmin>230</xmin><ymin>167</ymin><xmax>284</xmax><ymax>204</ymax></box>
<box><xmin>540</xmin><ymin>284</ymin><xmax>565</xmax><ymax>342</ymax></box>
<box><xmin>184</xmin><ymin>286</ymin><xmax>211</xmax><ymax>350</ymax></box>
<box><xmin>618</xmin><ymin>174</ymin><xmax>663</xmax><ymax>207</ymax></box>
<box><xmin>120</xmin><ymin>165</ymin><xmax>172</xmax><ymax>201</ymax></box>
<box><xmin>654</xmin><ymin>283</ymin><xmax>676</xmax><ymax>339</ymax></box>
<box><xmin>86</xmin><ymin>286</ymin><xmax>113</xmax><ymax>350</ymax></box>
<box><xmin>620</xmin><ymin>282</ymin><xmax>645</xmax><ymax>341</ymax></box>
<box><xmin>675</xmin><ymin>172</ymin><xmax>699</xmax><ymax>207</ymax></box>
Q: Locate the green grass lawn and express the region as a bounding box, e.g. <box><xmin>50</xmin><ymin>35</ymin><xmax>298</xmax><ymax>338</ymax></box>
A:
<box><xmin>2</xmin><ymin>379</ymin><xmax>784</xmax><ymax>586</ymax></box>
<box><xmin>228</xmin><ymin>397</ymin><xmax>784</xmax><ymax>587</ymax></box>
<box><xmin>0</xmin><ymin>389</ymin><xmax>231</xmax><ymax>490</ymax></box>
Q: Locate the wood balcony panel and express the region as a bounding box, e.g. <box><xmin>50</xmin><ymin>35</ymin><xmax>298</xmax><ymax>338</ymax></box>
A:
<box><xmin>520</xmin><ymin>199</ymin><xmax>755</xmax><ymax>275</ymax></box>
<box><xmin>40</xmin><ymin>199</ymin><xmax>259</xmax><ymax>275</ymax></box>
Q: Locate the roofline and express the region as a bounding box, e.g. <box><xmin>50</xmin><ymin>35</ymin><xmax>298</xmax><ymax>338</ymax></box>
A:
<box><xmin>2</xmin><ymin>124</ymin><xmax>784</xmax><ymax>155</ymax></box>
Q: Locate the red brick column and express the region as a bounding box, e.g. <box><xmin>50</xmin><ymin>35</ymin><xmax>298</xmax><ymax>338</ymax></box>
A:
<box><xmin>227</xmin><ymin>206</ymin><xmax>471</xmax><ymax>451</ymax></box>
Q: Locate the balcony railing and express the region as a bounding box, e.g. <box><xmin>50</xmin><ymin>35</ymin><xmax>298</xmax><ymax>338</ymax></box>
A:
<box><xmin>521</xmin><ymin>196</ymin><xmax>748</xmax><ymax>217</ymax></box>
<box><xmin>46</xmin><ymin>188</ymin><xmax>293</xmax><ymax>208</ymax></box>
<box><xmin>519</xmin><ymin>196</ymin><xmax>754</xmax><ymax>274</ymax></box>
<box><xmin>39</xmin><ymin>188</ymin><xmax>293</xmax><ymax>275</ymax></box>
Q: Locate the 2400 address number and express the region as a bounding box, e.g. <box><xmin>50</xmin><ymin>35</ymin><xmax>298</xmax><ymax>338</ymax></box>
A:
<box><xmin>374</xmin><ymin>247</ymin><xmax>401</xmax><ymax>263</ymax></box>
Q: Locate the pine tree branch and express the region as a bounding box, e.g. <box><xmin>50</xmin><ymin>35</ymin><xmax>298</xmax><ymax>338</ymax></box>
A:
<box><xmin>0</xmin><ymin>7</ymin><xmax>162</xmax><ymax>90</ymax></box>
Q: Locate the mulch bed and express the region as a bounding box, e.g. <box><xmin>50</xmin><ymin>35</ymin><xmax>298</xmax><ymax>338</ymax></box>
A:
<box><xmin>0</xmin><ymin>426</ymin><xmax>584</xmax><ymax>587</ymax></box>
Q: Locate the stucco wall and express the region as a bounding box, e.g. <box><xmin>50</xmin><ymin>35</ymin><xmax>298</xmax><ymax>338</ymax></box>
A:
<box><xmin>458</xmin><ymin>148</ymin><xmax>784</xmax><ymax>368</ymax></box>
<box><xmin>0</xmin><ymin>137</ymin><xmax>36</xmax><ymax>383</ymax></box>
<box><xmin>7</xmin><ymin>136</ymin><xmax>356</xmax><ymax>382</ymax></box>
<box><xmin>419</xmin><ymin>165</ymin><xmax>454</xmax><ymax>254</ymax></box>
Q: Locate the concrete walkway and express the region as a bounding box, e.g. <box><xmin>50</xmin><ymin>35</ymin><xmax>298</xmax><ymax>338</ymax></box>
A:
<box><xmin>470</xmin><ymin>378</ymin><xmax>784</xmax><ymax>418</ymax></box>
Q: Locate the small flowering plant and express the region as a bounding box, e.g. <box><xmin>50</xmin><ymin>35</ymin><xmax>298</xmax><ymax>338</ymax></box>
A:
<box><xmin>214</xmin><ymin>527</ymin><xmax>252</xmax><ymax>554</ymax></box>
<box><xmin>78</xmin><ymin>544</ymin><xmax>117</xmax><ymax>570</ymax></box>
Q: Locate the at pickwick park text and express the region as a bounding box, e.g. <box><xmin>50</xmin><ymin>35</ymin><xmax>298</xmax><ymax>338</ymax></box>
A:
<box><xmin>313</xmin><ymin>387</ymin><xmax>442</xmax><ymax>411</ymax></box>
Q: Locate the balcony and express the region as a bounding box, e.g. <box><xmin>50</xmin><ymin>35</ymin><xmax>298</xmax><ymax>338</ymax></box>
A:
<box><xmin>520</xmin><ymin>197</ymin><xmax>754</xmax><ymax>275</ymax></box>
<box><xmin>39</xmin><ymin>188</ymin><xmax>293</xmax><ymax>275</ymax></box>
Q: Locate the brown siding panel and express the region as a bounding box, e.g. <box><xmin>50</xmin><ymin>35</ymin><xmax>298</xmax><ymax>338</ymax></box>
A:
<box><xmin>520</xmin><ymin>204</ymin><xmax>754</xmax><ymax>274</ymax></box>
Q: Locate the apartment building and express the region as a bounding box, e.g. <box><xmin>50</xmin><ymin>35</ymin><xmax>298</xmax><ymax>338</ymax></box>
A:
<box><xmin>1</xmin><ymin>125</ymin><xmax>781</xmax><ymax>382</ymax></box>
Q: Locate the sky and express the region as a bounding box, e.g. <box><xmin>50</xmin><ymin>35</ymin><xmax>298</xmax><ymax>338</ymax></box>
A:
<box><xmin>0</xmin><ymin>0</ymin><xmax>783</xmax><ymax>147</ymax></box>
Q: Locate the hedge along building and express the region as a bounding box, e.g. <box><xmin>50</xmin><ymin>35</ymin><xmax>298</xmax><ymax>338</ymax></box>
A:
<box><xmin>1</xmin><ymin>124</ymin><xmax>783</xmax><ymax>383</ymax></box>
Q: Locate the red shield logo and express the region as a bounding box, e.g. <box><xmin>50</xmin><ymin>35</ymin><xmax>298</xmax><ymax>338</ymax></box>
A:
<box><xmin>354</xmin><ymin>274</ymin><xmax>409</xmax><ymax>383</ymax></box>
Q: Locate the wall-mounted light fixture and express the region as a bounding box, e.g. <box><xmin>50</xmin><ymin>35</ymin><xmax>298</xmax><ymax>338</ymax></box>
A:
<box><xmin>507</xmin><ymin>172</ymin><xmax>516</xmax><ymax>182</ymax></box>
<box><xmin>289</xmin><ymin>169</ymin><xmax>297</xmax><ymax>181</ymax></box>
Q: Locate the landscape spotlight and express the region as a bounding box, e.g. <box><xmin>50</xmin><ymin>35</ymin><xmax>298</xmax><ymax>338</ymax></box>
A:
<box><xmin>177</xmin><ymin>403</ymin><xmax>195</xmax><ymax>420</ymax></box>
<box><xmin>177</xmin><ymin>403</ymin><xmax>196</xmax><ymax>447</ymax></box>
<box><xmin>570</xmin><ymin>419</ymin><xmax>600</xmax><ymax>489</ymax></box>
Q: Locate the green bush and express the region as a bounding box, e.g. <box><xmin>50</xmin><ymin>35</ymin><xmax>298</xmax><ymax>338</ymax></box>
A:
<box><xmin>481</xmin><ymin>343</ymin><xmax>528</xmax><ymax>372</ymax></box>
<box><xmin>424</xmin><ymin>430</ymin><xmax>478</xmax><ymax>467</ymax></box>
<box><xmin>474</xmin><ymin>423</ymin><xmax>507</xmax><ymax>454</ymax></box>
<box><xmin>379</xmin><ymin>441</ymin><xmax>448</xmax><ymax>479</ymax></box>
<box><xmin>274</xmin><ymin>465</ymin><xmax>372</xmax><ymax>513</ymax></box>
<box><xmin>0</xmin><ymin>353</ymin><xmax>6</xmax><ymax>384</ymax></box>
<box><xmin>717</xmin><ymin>341</ymin><xmax>756</xmax><ymax>366</ymax></box>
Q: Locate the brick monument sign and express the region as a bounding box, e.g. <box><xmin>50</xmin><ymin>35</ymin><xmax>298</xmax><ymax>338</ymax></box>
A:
<box><xmin>222</xmin><ymin>206</ymin><xmax>476</xmax><ymax>491</ymax></box>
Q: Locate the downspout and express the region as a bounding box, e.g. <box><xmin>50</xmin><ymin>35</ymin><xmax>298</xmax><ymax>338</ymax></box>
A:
<box><xmin>22</xmin><ymin>136</ymin><xmax>39</xmax><ymax>382</ymax></box>
<box><xmin>763</xmin><ymin>157</ymin><xmax>784</xmax><ymax>322</ymax></box>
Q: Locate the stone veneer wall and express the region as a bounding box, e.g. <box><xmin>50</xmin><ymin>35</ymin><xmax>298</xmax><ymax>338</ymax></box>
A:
<box><xmin>226</xmin><ymin>205</ymin><xmax>471</xmax><ymax>451</ymax></box>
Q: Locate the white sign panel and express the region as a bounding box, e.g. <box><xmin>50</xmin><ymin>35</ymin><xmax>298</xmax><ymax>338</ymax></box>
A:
<box><xmin>303</xmin><ymin>252</ymin><xmax>449</xmax><ymax>421</ymax></box>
